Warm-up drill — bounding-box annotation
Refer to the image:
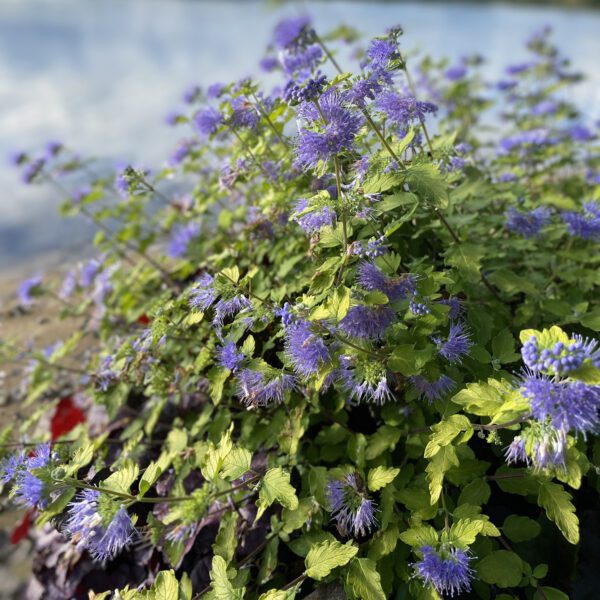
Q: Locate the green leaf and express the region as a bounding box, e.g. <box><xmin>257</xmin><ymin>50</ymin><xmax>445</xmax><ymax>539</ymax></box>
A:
<box><xmin>405</xmin><ymin>163</ymin><xmax>448</xmax><ymax>209</ymax></box>
<box><xmin>477</xmin><ymin>550</ymin><xmax>523</xmax><ymax>587</ymax></box>
<box><xmin>305</xmin><ymin>540</ymin><xmax>358</xmax><ymax>580</ymax></box>
<box><xmin>149</xmin><ymin>570</ymin><xmax>180</xmax><ymax>600</ymax></box>
<box><xmin>367</xmin><ymin>466</ymin><xmax>400</xmax><ymax>491</ymax></box>
<box><xmin>220</xmin><ymin>447</ymin><xmax>252</xmax><ymax>481</ymax></box>
<box><xmin>444</xmin><ymin>243</ymin><xmax>484</xmax><ymax>277</ymax></box>
<box><xmin>367</xmin><ymin>524</ymin><xmax>400</xmax><ymax>561</ymax></box>
<box><xmin>329</xmin><ymin>287</ymin><xmax>351</xmax><ymax>321</ymax></box>
<box><xmin>345</xmin><ymin>558</ymin><xmax>386</xmax><ymax>600</ymax></box>
<box><xmin>103</xmin><ymin>459</ymin><xmax>139</xmax><ymax>495</ymax></box>
<box><xmin>139</xmin><ymin>452</ymin><xmax>173</xmax><ymax>496</ymax></box>
<box><xmin>282</xmin><ymin>497</ymin><xmax>317</xmax><ymax>534</ymax></box>
<box><xmin>256</xmin><ymin>467</ymin><xmax>298</xmax><ymax>521</ymax></box>
<box><xmin>451</xmin><ymin>379</ymin><xmax>510</xmax><ymax>417</ymax></box>
<box><xmin>209</xmin><ymin>556</ymin><xmax>245</xmax><ymax>600</ymax></box>
<box><xmin>213</xmin><ymin>513</ymin><xmax>239</xmax><ymax>564</ymax></box>
<box><xmin>492</xmin><ymin>329</ymin><xmax>520</xmax><ymax>364</ymax></box>
<box><xmin>534</xmin><ymin>587</ymin><xmax>569</xmax><ymax>600</ymax></box>
<box><xmin>537</xmin><ymin>481</ymin><xmax>579</xmax><ymax>544</ymax></box>
<box><xmin>447</xmin><ymin>518</ymin><xmax>485</xmax><ymax>547</ymax></box>
<box><xmin>502</xmin><ymin>515</ymin><xmax>541</xmax><ymax>543</ymax></box>
<box><xmin>457</xmin><ymin>479</ymin><xmax>491</xmax><ymax>506</ymax></box>
<box><xmin>366</xmin><ymin>425</ymin><xmax>401</xmax><ymax>460</ymax></box>
<box><xmin>399</xmin><ymin>524</ymin><xmax>438</xmax><ymax>548</ymax></box>
<box><xmin>424</xmin><ymin>415</ymin><xmax>472</xmax><ymax>458</ymax></box>
<box><xmin>426</xmin><ymin>445</ymin><xmax>459</xmax><ymax>504</ymax></box>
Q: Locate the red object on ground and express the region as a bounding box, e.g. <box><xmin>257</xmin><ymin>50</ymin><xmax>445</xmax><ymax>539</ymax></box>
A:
<box><xmin>10</xmin><ymin>510</ymin><xmax>32</xmax><ymax>544</ymax></box>
<box><xmin>50</xmin><ymin>396</ymin><xmax>86</xmax><ymax>440</ymax></box>
<box><xmin>137</xmin><ymin>313</ymin><xmax>151</xmax><ymax>325</ymax></box>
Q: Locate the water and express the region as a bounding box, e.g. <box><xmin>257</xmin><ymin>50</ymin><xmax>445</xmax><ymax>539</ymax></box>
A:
<box><xmin>1</xmin><ymin>0</ymin><xmax>599</xmax><ymax>270</ymax></box>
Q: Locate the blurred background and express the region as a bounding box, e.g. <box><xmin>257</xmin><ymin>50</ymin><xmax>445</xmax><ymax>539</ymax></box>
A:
<box><xmin>1</xmin><ymin>0</ymin><xmax>600</xmax><ymax>272</ymax></box>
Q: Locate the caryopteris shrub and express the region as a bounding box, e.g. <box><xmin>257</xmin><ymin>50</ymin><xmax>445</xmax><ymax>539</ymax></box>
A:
<box><xmin>2</xmin><ymin>16</ymin><xmax>600</xmax><ymax>600</ymax></box>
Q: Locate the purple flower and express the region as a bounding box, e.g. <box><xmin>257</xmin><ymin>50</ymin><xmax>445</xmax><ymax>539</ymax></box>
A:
<box><xmin>260</xmin><ymin>56</ymin><xmax>279</xmax><ymax>73</ymax></box>
<box><xmin>275</xmin><ymin>302</ymin><xmax>296</xmax><ymax>327</ymax></box>
<box><xmin>273</xmin><ymin>15</ymin><xmax>311</xmax><ymax>49</ymax></box>
<box><xmin>59</xmin><ymin>270</ymin><xmax>77</xmax><ymax>299</ymax></box>
<box><xmin>521</xmin><ymin>374</ymin><xmax>600</xmax><ymax>436</ymax></box>
<box><xmin>21</xmin><ymin>158</ymin><xmax>45</xmax><ymax>184</ymax></box>
<box><xmin>281</xmin><ymin>44</ymin><xmax>323</xmax><ymax>78</ymax></box>
<box><xmin>189</xmin><ymin>274</ymin><xmax>217</xmax><ymax>311</ymax></box>
<box><xmin>207</xmin><ymin>83</ymin><xmax>225</xmax><ymax>99</ymax></box>
<box><xmin>505</xmin><ymin>206</ymin><xmax>551</xmax><ymax>238</ymax></box>
<box><xmin>80</xmin><ymin>258</ymin><xmax>102</xmax><ymax>288</ymax></box>
<box><xmin>506</xmin><ymin>62</ymin><xmax>534</xmax><ymax>75</ymax></box>
<box><xmin>44</xmin><ymin>140</ymin><xmax>63</xmax><ymax>159</ymax></box>
<box><xmin>434</xmin><ymin>322</ymin><xmax>473</xmax><ymax>364</ymax></box>
<box><xmin>212</xmin><ymin>295</ymin><xmax>252</xmax><ymax>329</ymax></box>
<box><xmin>236</xmin><ymin>369</ymin><xmax>296</xmax><ymax>407</ymax></box>
<box><xmin>522</xmin><ymin>334</ymin><xmax>600</xmax><ymax>376</ymax></box>
<box><xmin>410</xmin><ymin>375</ymin><xmax>456</xmax><ymax>403</ymax></box>
<box><xmin>505</xmin><ymin>436</ymin><xmax>529</xmax><ymax>465</ymax></box>
<box><xmin>284</xmin><ymin>320</ymin><xmax>330</xmax><ymax>378</ymax></box>
<box><xmin>498</xmin><ymin>172</ymin><xmax>517</xmax><ymax>183</ymax></box>
<box><xmin>284</xmin><ymin>73</ymin><xmax>327</xmax><ymax>105</ymax></box>
<box><xmin>344</xmin><ymin>77</ymin><xmax>382</xmax><ymax>107</ymax></box>
<box><xmin>18</xmin><ymin>275</ymin><xmax>43</xmax><ymax>306</ymax></box>
<box><xmin>0</xmin><ymin>452</ymin><xmax>25</xmax><ymax>485</ymax></box>
<box><xmin>229</xmin><ymin>96</ymin><xmax>259</xmax><ymax>130</ymax></box>
<box><xmin>531</xmin><ymin>100</ymin><xmax>558</xmax><ymax>116</ymax></box>
<box><xmin>167</xmin><ymin>222</ymin><xmax>200</xmax><ymax>258</ymax></box>
<box><xmin>356</xmin><ymin>262</ymin><xmax>415</xmax><ymax>301</ymax></box>
<box><xmin>364</xmin><ymin>38</ymin><xmax>399</xmax><ymax>74</ymax></box>
<box><xmin>339</xmin><ymin>305</ymin><xmax>395</xmax><ymax>340</ymax></box>
<box><xmin>561</xmin><ymin>201</ymin><xmax>600</xmax><ymax>241</ymax></box>
<box><xmin>164</xmin><ymin>110</ymin><xmax>182</xmax><ymax>126</ymax></box>
<box><xmin>8</xmin><ymin>151</ymin><xmax>27</xmax><ymax>166</ymax></box>
<box><xmin>217</xmin><ymin>342</ymin><xmax>244</xmax><ymax>372</ymax></box>
<box><xmin>11</xmin><ymin>444</ymin><xmax>53</xmax><ymax>509</ymax></box>
<box><xmin>194</xmin><ymin>107</ymin><xmax>224</xmax><ymax>136</ymax></box>
<box><xmin>410</xmin><ymin>297</ymin><xmax>431</xmax><ymax>316</ymax></box>
<box><xmin>438</xmin><ymin>298</ymin><xmax>464</xmax><ymax>320</ymax></box>
<box><xmin>327</xmin><ymin>473</ymin><xmax>377</xmax><ymax>538</ymax></box>
<box><xmin>499</xmin><ymin>128</ymin><xmax>554</xmax><ymax>153</ymax></box>
<box><xmin>352</xmin><ymin>236</ymin><xmax>387</xmax><ymax>260</ymax></box>
<box><xmin>565</xmin><ymin>124</ymin><xmax>595</xmax><ymax>142</ymax></box>
<box><xmin>295</xmin><ymin>92</ymin><xmax>362</xmax><ymax>170</ymax></box>
<box><xmin>183</xmin><ymin>84</ymin><xmax>201</xmax><ymax>104</ymax></box>
<box><xmin>375</xmin><ymin>91</ymin><xmax>437</xmax><ymax>128</ymax></box>
<box><xmin>65</xmin><ymin>490</ymin><xmax>134</xmax><ymax>561</ymax></box>
<box><xmin>340</xmin><ymin>364</ymin><xmax>393</xmax><ymax>405</ymax></box>
<box><xmin>413</xmin><ymin>545</ymin><xmax>474</xmax><ymax>597</ymax></box>
<box><xmin>169</xmin><ymin>139</ymin><xmax>196</xmax><ymax>166</ymax></box>
<box><xmin>445</xmin><ymin>65</ymin><xmax>467</xmax><ymax>81</ymax></box>
<box><xmin>292</xmin><ymin>198</ymin><xmax>336</xmax><ymax>234</ymax></box>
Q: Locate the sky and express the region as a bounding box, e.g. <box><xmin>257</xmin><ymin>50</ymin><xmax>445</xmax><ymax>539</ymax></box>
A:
<box><xmin>1</xmin><ymin>0</ymin><xmax>599</xmax><ymax>268</ymax></box>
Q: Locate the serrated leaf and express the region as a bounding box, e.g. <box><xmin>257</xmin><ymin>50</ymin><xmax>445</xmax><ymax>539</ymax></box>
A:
<box><xmin>367</xmin><ymin>466</ymin><xmax>400</xmax><ymax>491</ymax></box>
<box><xmin>209</xmin><ymin>556</ymin><xmax>245</xmax><ymax>600</ymax></box>
<box><xmin>213</xmin><ymin>513</ymin><xmax>239</xmax><ymax>564</ymax></box>
<box><xmin>345</xmin><ymin>558</ymin><xmax>386</xmax><ymax>600</ymax></box>
<box><xmin>305</xmin><ymin>539</ymin><xmax>358</xmax><ymax>580</ymax></box>
<box><xmin>425</xmin><ymin>415</ymin><xmax>472</xmax><ymax>458</ymax></box>
<box><xmin>139</xmin><ymin>452</ymin><xmax>173</xmax><ymax>496</ymax></box>
<box><xmin>426</xmin><ymin>445</ymin><xmax>459</xmax><ymax>504</ymax></box>
<box><xmin>406</xmin><ymin>163</ymin><xmax>448</xmax><ymax>209</ymax></box>
<box><xmin>537</xmin><ymin>481</ymin><xmax>579</xmax><ymax>544</ymax></box>
<box><xmin>220</xmin><ymin>447</ymin><xmax>252</xmax><ymax>481</ymax></box>
<box><xmin>447</xmin><ymin>518</ymin><xmax>485</xmax><ymax>547</ymax></box>
<box><xmin>256</xmin><ymin>467</ymin><xmax>298</xmax><ymax>521</ymax></box>
<box><xmin>399</xmin><ymin>524</ymin><xmax>438</xmax><ymax>548</ymax></box>
<box><xmin>103</xmin><ymin>459</ymin><xmax>139</xmax><ymax>494</ymax></box>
